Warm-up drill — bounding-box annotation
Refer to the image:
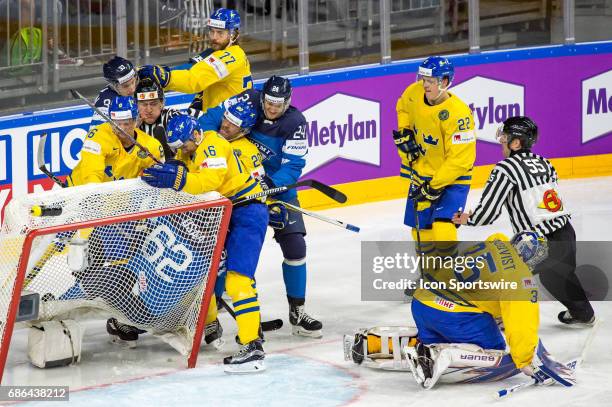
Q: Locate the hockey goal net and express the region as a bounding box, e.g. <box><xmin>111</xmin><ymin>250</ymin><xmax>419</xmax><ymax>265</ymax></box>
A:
<box><xmin>0</xmin><ymin>179</ymin><xmax>232</xmax><ymax>382</ymax></box>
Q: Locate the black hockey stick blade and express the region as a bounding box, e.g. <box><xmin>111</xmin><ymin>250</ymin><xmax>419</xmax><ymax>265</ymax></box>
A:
<box><xmin>300</xmin><ymin>179</ymin><xmax>347</xmax><ymax>203</ymax></box>
<box><xmin>262</xmin><ymin>319</ymin><xmax>283</xmax><ymax>331</ymax></box>
<box><xmin>37</xmin><ymin>133</ymin><xmax>67</xmax><ymax>188</ymax></box>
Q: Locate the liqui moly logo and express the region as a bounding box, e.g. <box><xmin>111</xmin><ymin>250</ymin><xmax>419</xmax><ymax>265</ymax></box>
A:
<box><xmin>452</xmin><ymin>76</ymin><xmax>524</xmax><ymax>143</ymax></box>
<box><xmin>582</xmin><ymin>69</ymin><xmax>612</xmax><ymax>143</ymax></box>
<box><xmin>302</xmin><ymin>93</ymin><xmax>380</xmax><ymax>175</ymax></box>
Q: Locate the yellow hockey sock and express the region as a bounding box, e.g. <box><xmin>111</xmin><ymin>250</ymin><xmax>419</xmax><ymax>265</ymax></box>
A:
<box><xmin>226</xmin><ymin>271</ymin><xmax>261</xmax><ymax>344</ymax></box>
<box><xmin>204</xmin><ymin>294</ymin><xmax>218</xmax><ymax>325</ymax></box>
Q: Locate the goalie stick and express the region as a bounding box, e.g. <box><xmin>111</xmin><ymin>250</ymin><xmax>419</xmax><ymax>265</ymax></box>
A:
<box><xmin>69</xmin><ymin>89</ymin><xmax>162</xmax><ymax>164</ymax></box>
<box><xmin>494</xmin><ymin>319</ymin><xmax>602</xmax><ymax>399</ymax></box>
<box><xmin>272</xmin><ymin>199</ymin><xmax>360</xmax><ymax>233</ymax></box>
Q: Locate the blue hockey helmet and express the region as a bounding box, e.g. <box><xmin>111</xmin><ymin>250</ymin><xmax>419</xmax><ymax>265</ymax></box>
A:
<box><xmin>207</xmin><ymin>8</ymin><xmax>241</xmax><ymax>31</ymax></box>
<box><xmin>261</xmin><ymin>75</ymin><xmax>292</xmax><ymax>117</ymax></box>
<box><xmin>511</xmin><ymin>231</ymin><xmax>548</xmax><ymax>269</ymax></box>
<box><xmin>166</xmin><ymin>114</ymin><xmax>200</xmax><ymax>151</ymax></box>
<box><xmin>108</xmin><ymin>96</ymin><xmax>138</xmax><ymax>121</ymax></box>
<box><xmin>417</xmin><ymin>56</ymin><xmax>455</xmax><ymax>89</ymax></box>
<box><xmin>223</xmin><ymin>100</ymin><xmax>258</xmax><ymax>138</ymax></box>
<box><xmin>103</xmin><ymin>56</ymin><xmax>136</xmax><ymax>86</ymax></box>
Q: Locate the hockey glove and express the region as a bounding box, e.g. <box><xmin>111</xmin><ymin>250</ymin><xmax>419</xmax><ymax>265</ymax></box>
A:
<box><xmin>392</xmin><ymin>129</ymin><xmax>420</xmax><ymax>162</ymax></box>
<box><xmin>142</xmin><ymin>162</ymin><xmax>187</xmax><ymax>191</ymax></box>
<box><xmin>268</xmin><ymin>202</ymin><xmax>288</xmax><ymax>229</ymax></box>
<box><xmin>138</xmin><ymin>65</ymin><xmax>171</xmax><ymax>88</ymax></box>
<box><xmin>521</xmin><ymin>341</ymin><xmax>576</xmax><ymax>387</ymax></box>
<box><xmin>409</xmin><ymin>181</ymin><xmax>443</xmax><ymax>202</ymax></box>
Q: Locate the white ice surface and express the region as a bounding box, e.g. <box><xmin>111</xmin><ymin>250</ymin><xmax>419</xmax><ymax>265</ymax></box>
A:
<box><xmin>3</xmin><ymin>176</ymin><xmax>612</xmax><ymax>407</ymax></box>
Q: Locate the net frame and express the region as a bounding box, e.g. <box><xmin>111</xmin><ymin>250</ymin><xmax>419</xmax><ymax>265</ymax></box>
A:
<box><xmin>0</xmin><ymin>197</ymin><xmax>232</xmax><ymax>383</ymax></box>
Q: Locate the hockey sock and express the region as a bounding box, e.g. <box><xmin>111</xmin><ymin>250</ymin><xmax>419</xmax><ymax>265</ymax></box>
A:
<box><xmin>282</xmin><ymin>258</ymin><xmax>307</xmax><ymax>299</ymax></box>
<box><xmin>432</xmin><ymin>221</ymin><xmax>457</xmax><ymax>241</ymax></box>
<box><xmin>226</xmin><ymin>271</ymin><xmax>261</xmax><ymax>344</ymax></box>
<box><xmin>204</xmin><ymin>294</ymin><xmax>218</xmax><ymax>325</ymax></box>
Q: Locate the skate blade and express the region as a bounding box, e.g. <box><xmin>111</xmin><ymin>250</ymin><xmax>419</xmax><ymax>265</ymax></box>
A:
<box><xmin>109</xmin><ymin>335</ymin><xmax>137</xmax><ymax>348</ymax></box>
<box><xmin>343</xmin><ymin>334</ymin><xmax>353</xmax><ymax>361</ymax></box>
<box><xmin>292</xmin><ymin>325</ymin><xmax>323</xmax><ymax>339</ymax></box>
<box><xmin>223</xmin><ymin>360</ymin><xmax>266</xmax><ymax>374</ymax></box>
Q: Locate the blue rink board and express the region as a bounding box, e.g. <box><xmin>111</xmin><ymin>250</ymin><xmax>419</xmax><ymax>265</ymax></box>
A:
<box><xmin>20</xmin><ymin>354</ymin><xmax>360</xmax><ymax>407</ymax></box>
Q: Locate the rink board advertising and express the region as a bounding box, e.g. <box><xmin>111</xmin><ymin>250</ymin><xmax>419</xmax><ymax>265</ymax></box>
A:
<box><xmin>0</xmin><ymin>42</ymin><xmax>611</xmax><ymax>224</ymax></box>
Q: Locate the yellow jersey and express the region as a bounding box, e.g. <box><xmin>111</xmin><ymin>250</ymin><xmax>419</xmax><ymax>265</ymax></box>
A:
<box><xmin>175</xmin><ymin>131</ymin><xmax>262</xmax><ymax>200</ymax></box>
<box><xmin>167</xmin><ymin>45</ymin><xmax>252</xmax><ymax>112</ymax></box>
<box><xmin>396</xmin><ymin>81</ymin><xmax>476</xmax><ymax>190</ymax></box>
<box><xmin>413</xmin><ymin>239</ymin><xmax>539</xmax><ymax>368</ymax></box>
<box><xmin>231</xmin><ymin>137</ymin><xmax>266</xmax><ymax>181</ymax></box>
<box><xmin>69</xmin><ymin>122</ymin><xmax>164</xmax><ymax>186</ymax></box>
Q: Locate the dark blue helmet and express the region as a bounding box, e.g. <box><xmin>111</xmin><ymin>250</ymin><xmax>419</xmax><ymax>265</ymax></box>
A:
<box><xmin>109</xmin><ymin>96</ymin><xmax>138</xmax><ymax>120</ymax></box>
<box><xmin>417</xmin><ymin>56</ymin><xmax>454</xmax><ymax>88</ymax></box>
<box><xmin>224</xmin><ymin>100</ymin><xmax>258</xmax><ymax>132</ymax></box>
<box><xmin>103</xmin><ymin>56</ymin><xmax>136</xmax><ymax>86</ymax></box>
<box><xmin>207</xmin><ymin>8</ymin><xmax>241</xmax><ymax>31</ymax></box>
<box><xmin>167</xmin><ymin>114</ymin><xmax>199</xmax><ymax>151</ymax></box>
<box><xmin>262</xmin><ymin>75</ymin><xmax>292</xmax><ymax>117</ymax></box>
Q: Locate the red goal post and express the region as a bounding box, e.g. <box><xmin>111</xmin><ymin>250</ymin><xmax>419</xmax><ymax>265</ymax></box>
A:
<box><xmin>0</xmin><ymin>179</ymin><xmax>232</xmax><ymax>383</ymax></box>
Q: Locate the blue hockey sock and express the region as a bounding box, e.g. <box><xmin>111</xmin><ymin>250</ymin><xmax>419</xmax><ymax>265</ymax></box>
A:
<box><xmin>282</xmin><ymin>258</ymin><xmax>306</xmax><ymax>299</ymax></box>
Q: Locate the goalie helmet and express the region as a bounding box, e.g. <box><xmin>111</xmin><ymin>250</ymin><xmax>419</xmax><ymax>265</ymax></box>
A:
<box><xmin>166</xmin><ymin>114</ymin><xmax>200</xmax><ymax>150</ymax></box>
<box><xmin>109</xmin><ymin>96</ymin><xmax>138</xmax><ymax>121</ymax></box>
<box><xmin>135</xmin><ymin>78</ymin><xmax>164</xmax><ymax>103</ymax></box>
<box><xmin>224</xmin><ymin>100</ymin><xmax>258</xmax><ymax>133</ymax></box>
<box><xmin>207</xmin><ymin>8</ymin><xmax>241</xmax><ymax>32</ymax></box>
<box><xmin>497</xmin><ymin>116</ymin><xmax>539</xmax><ymax>149</ymax></box>
<box><xmin>511</xmin><ymin>231</ymin><xmax>548</xmax><ymax>268</ymax></box>
<box><xmin>417</xmin><ymin>56</ymin><xmax>454</xmax><ymax>89</ymax></box>
<box><xmin>261</xmin><ymin>75</ymin><xmax>292</xmax><ymax>118</ymax></box>
<box><xmin>103</xmin><ymin>56</ymin><xmax>136</xmax><ymax>87</ymax></box>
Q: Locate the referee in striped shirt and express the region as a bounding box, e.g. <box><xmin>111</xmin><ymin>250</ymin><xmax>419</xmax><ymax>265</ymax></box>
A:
<box><xmin>453</xmin><ymin>116</ymin><xmax>595</xmax><ymax>326</ymax></box>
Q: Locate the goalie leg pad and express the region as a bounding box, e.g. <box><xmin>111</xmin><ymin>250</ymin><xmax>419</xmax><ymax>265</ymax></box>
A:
<box><xmin>28</xmin><ymin>320</ymin><xmax>83</xmax><ymax>368</ymax></box>
<box><xmin>403</xmin><ymin>342</ymin><xmax>507</xmax><ymax>389</ymax></box>
<box><xmin>344</xmin><ymin>326</ymin><xmax>418</xmax><ymax>371</ymax></box>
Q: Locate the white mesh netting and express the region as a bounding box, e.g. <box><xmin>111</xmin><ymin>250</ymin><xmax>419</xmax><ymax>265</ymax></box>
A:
<box><xmin>0</xmin><ymin>178</ymin><xmax>229</xmax><ymax>360</ymax></box>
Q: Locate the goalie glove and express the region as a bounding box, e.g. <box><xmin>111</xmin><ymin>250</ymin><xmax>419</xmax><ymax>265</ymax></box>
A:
<box><xmin>268</xmin><ymin>203</ymin><xmax>288</xmax><ymax>229</ymax></box>
<box><xmin>138</xmin><ymin>65</ymin><xmax>171</xmax><ymax>88</ymax></box>
<box><xmin>142</xmin><ymin>161</ymin><xmax>187</xmax><ymax>191</ymax></box>
<box><xmin>521</xmin><ymin>341</ymin><xmax>576</xmax><ymax>387</ymax></box>
<box><xmin>409</xmin><ymin>181</ymin><xmax>443</xmax><ymax>202</ymax></box>
<box><xmin>392</xmin><ymin>128</ymin><xmax>420</xmax><ymax>162</ymax></box>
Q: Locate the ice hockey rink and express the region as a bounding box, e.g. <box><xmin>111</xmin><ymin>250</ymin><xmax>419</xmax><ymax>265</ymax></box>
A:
<box><xmin>3</xmin><ymin>175</ymin><xmax>611</xmax><ymax>407</ymax></box>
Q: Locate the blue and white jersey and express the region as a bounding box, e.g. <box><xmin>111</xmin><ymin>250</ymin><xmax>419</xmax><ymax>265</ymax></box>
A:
<box><xmin>198</xmin><ymin>89</ymin><xmax>308</xmax><ymax>201</ymax></box>
<box><xmin>90</xmin><ymin>85</ymin><xmax>120</xmax><ymax>129</ymax></box>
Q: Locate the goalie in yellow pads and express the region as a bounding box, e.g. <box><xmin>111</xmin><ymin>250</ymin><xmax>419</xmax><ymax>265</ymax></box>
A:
<box><xmin>142</xmin><ymin>101</ymin><xmax>268</xmax><ymax>373</ymax></box>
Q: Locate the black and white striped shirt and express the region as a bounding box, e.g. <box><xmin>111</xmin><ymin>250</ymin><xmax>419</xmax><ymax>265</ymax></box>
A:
<box><xmin>467</xmin><ymin>150</ymin><xmax>571</xmax><ymax>236</ymax></box>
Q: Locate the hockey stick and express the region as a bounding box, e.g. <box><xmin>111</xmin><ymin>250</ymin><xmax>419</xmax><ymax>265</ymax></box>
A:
<box><xmin>69</xmin><ymin>89</ymin><xmax>162</xmax><ymax>164</ymax></box>
<box><xmin>494</xmin><ymin>319</ymin><xmax>602</xmax><ymax>399</ymax></box>
<box><xmin>217</xmin><ymin>296</ymin><xmax>283</xmax><ymax>332</ymax></box>
<box><xmin>272</xmin><ymin>199</ymin><xmax>360</xmax><ymax>233</ymax></box>
<box><xmin>231</xmin><ymin>179</ymin><xmax>347</xmax><ymax>206</ymax></box>
<box><xmin>37</xmin><ymin>133</ymin><xmax>68</xmax><ymax>188</ymax></box>
<box><xmin>404</xmin><ymin>159</ymin><xmax>423</xmax><ymax>299</ymax></box>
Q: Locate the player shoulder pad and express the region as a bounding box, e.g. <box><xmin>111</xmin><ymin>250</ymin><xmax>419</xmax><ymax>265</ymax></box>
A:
<box><xmin>278</xmin><ymin>107</ymin><xmax>307</xmax><ymax>138</ymax></box>
<box><xmin>95</xmin><ymin>86</ymin><xmax>119</xmax><ymax>107</ymax></box>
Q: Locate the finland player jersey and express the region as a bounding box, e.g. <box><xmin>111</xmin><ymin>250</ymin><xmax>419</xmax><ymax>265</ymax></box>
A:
<box><xmin>396</xmin><ymin>81</ymin><xmax>476</xmax><ymax>190</ymax></box>
<box><xmin>90</xmin><ymin>85</ymin><xmax>120</xmax><ymax>129</ymax></box>
<box><xmin>198</xmin><ymin>89</ymin><xmax>308</xmax><ymax>201</ymax></box>
<box><xmin>414</xmin><ymin>238</ymin><xmax>539</xmax><ymax>368</ymax></box>
<box><xmin>68</xmin><ymin>123</ymin><xmax>164</xmax><ymax>186</ymax></box>
<box><xmin>167</xmin><ymin>45</ymin><xmax>253</xmax><ymax>112</ymax></box>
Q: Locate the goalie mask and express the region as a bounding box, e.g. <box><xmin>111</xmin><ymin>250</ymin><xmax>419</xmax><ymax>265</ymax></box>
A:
<box><xmin>511</xmin><ymin>231</ymin><xmax>548</xmax><ymax>269</ymax></box>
